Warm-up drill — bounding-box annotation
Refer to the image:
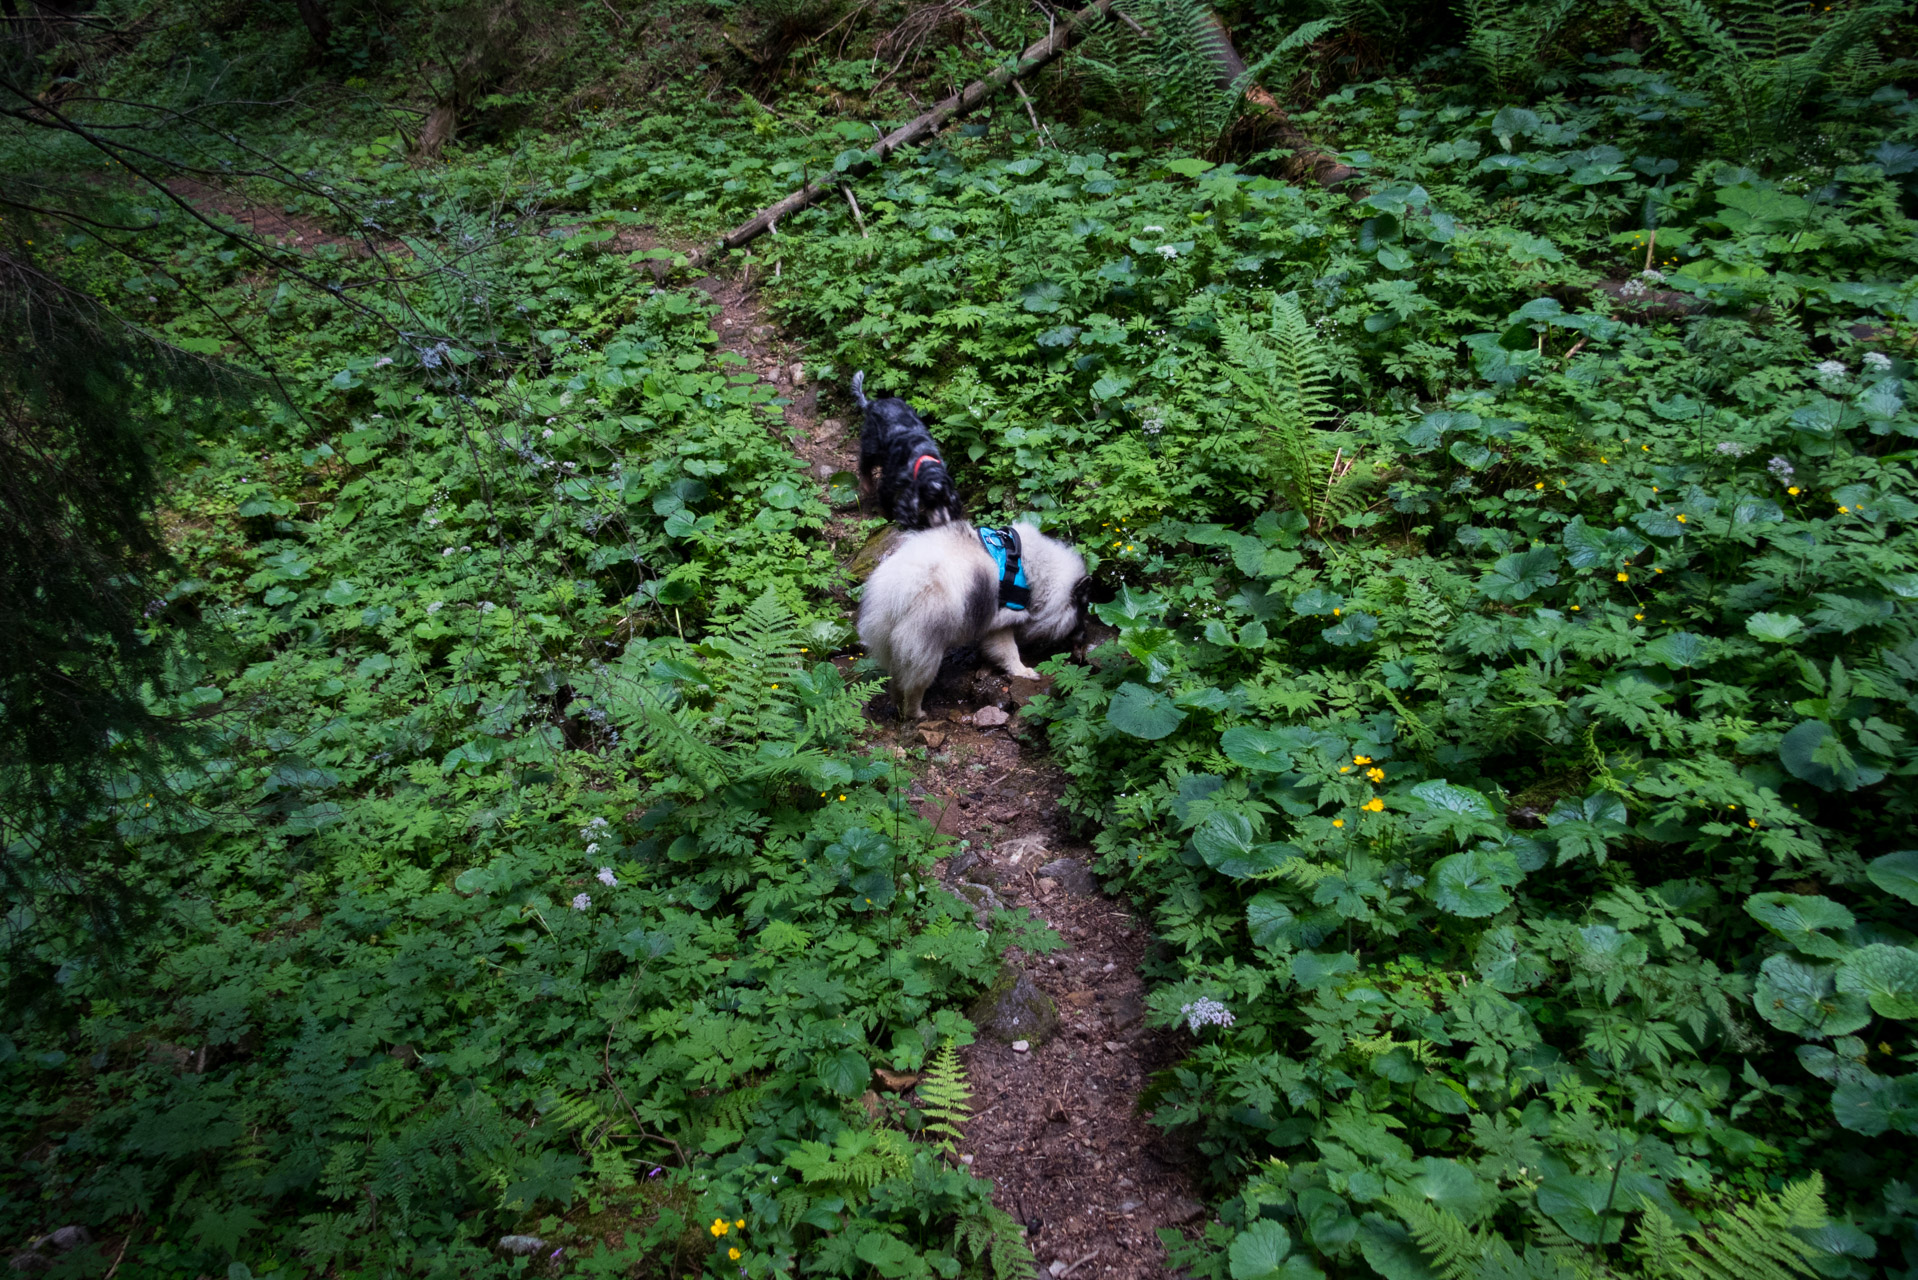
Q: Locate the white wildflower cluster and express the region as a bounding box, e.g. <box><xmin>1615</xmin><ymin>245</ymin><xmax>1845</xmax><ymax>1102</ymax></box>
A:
<box><xmin>1156</xmin><ymin>245</ymin><xmax>1180</xmax><ymax>260</ymax></box>
<box><xmin>426</xmin><ymin>601</ymin><xmax>444</xmax><ymax>615</ymax></box>
<box><xmin>1814</xmin><ymin>359</ymin><xmax>1849</xmax><ymax>388</ymax></box>
<box><xmin>1715</xmin><ymin>441</ymin><xmax>1750</xmax><ymax>458</ymax></box>
<box><xmin>1768</xmin><ymin>456</ymin><xmax>1796</xmax><ymax>486</ymax></box>
<box><xmin>1619</xmin><ymin>270</ymin><xmax>1666</xmax><ymax>300</ymax></box>
<box><xmin>1142</xmin><ymin>418</ymin><xmax>1164</xmax><ymax>436</ymax></box>
<box><xmin>597</xmin><ymin>867</ymin><xmax>618</xmax><ymax>887</ymax></box>
<box><xmin>1864</xmin><ymin>351</ymin><xmax>1894</xmax><ymax>374</ymax></box>
<box><xmin>1181</xmin><ymin>997</ymin><xmax>1235</xmax><ymax>1032</ymax></box>
<box><xmin>480</xmin><ymin>601</ymin><xmax>497</xmax><ymax>614</ymax></box>
<box><xmin>571</xmin><ymin>892</ymin><xmax>592</xmax><ymax>912</ymax></box>
<box><xmin>1142</xmin><ymin>224</ymin><xmax>1164</xmax><ymax>233</ymax></box>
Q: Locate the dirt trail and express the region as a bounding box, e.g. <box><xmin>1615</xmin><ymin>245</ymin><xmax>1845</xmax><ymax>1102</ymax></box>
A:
<box><xmin>693</xmin><ymin>265</ymin><xmax>1207</xmax><ymax>1277</ymax></box>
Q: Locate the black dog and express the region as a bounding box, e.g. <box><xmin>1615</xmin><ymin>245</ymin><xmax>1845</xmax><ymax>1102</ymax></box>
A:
<box><xmin>852</xmin><ymin>370</ymin><xmax>965</xmax><ymax>530</ymax></box>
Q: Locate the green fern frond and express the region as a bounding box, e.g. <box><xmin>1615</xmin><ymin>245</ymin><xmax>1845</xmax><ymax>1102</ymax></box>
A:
<box><xmin>917</xmin><ymin>1040</ymin><xmax>973</xmax><ymax>1151</ymax></box>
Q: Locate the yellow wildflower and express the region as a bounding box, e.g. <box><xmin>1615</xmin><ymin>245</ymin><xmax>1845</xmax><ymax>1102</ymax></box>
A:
<box><xmin>1534</xmin><ymin>482</ymin><xmax>1545</xmax><ymax>490</ymax></box>
<box><xmin>711</xmin><ymin>1219</ymin><xmax>729</xmax><ymax>1237</ymax></box>
<box><xmin>1332</xmin><ymin>819</ymin><xmax>1344</xmax><ymax>828</ymax></box>
<box><xmin>1838</xmin><ymin>505</ymin><xmax>1850</xmax><ymax>514</ymax></box>
<box><xmin>1366</xmin><ymin>767</ymin><xmax>1385</xmax><ymax>782</ymax></box>
<box><xmin>1787</xmin><ymin>486</ymin><xmax>1800</xmax><ymax>495</ymax></box>
<box><xmin>1362</xmin><ymin>798</ymin><xmax>1384</xmax><ymax>813</ymax></box>
<box><xmin>1616</xmin><ymin>572</ymin><xmax>1629</xmax><ymax>582</ymax></box>
<box><xmin>1674</xmin><ymin>514</ymin><xmax>1687</xmax><ymax>523</ymax></box>
<box><xmin>1355</xmin><ymin>754</ymin><xmax>1372</xmax><ymax>764</ymax></box>
<box><xmin>730</xmin><ymin>1248</ymin><xmax>742</xmax><ymax>1260</ymax></box>
<box><xmin>736</xmin><ymin>1220</ymin><xmax>745</xmax><ymax>1229</ymax></box>
<box><xmin>1747</xmin><ymin>819</ymin><xmax>1759</xmax><ymax>829</ymax></box>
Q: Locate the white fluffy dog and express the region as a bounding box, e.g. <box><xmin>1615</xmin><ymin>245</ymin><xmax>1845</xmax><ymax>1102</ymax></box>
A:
<box><xmin>858</xmin><ymin>521</ymin><xmax>1089</xmax><ymax>720</ymax></box>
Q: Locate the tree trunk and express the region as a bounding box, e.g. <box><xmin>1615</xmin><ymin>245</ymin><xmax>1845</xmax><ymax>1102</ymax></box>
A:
<box><xmin>1187</xmin><ymin>8</ymin><xmax>1358</xmax><ymax>189</ymax></box>
<box><xmin>291</xmin><ymin>0</ymin><xmax>331</xmax><ymax>52</ymax></box>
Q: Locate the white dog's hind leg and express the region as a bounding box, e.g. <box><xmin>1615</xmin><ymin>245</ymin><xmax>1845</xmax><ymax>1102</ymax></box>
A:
<box><xmin>979</xmin><ymin>626</ymin><xmax>1040</xmax><ymax>681</ymax></box>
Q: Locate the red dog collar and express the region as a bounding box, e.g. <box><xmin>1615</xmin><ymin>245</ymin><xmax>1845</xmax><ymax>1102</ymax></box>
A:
<box><xmin>911</xmin><ymin>454</ymin><xmax>939</xmax><ymax>479</ymax></box>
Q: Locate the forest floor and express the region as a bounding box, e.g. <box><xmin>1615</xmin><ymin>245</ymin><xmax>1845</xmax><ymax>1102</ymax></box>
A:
<box><xmin>693</xmin><ymin>256</ymin><xmax>1208</xmax><ymax>1278</ymax></box>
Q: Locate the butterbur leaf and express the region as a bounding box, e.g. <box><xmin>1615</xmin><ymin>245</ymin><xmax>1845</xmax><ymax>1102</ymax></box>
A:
<box><xmin>1228</xmin><ymin>1220</ymin><xmax>1308</xmax><ymax>1280</ymax></box>
<box><xmin>1292</xmin><ymin>588</ymin><xmax>1343</xmax><ymax>616</ymax></box>
<box><xmin>1221</xmin><ymin>727</ymin><xmax>1295</xmax><ymax>772</ymax></box>
<box><xmin>1866</xmin><ymin>851</ymin><xmax>1918</xmax><ymax>904</ymax></box>
<box><xmin>1835</xmin><ymin>944</ymin><xmax>1918</xmax><ymax>1019</ymax></box>
<box><xmin>1431</xmin><ymin>851</ymin><xmax>1514</xmax><ymax>917</ymax></box>
<box><xmin>1561</xmin><ymin>517</ymin><xmax>1646</xmax><ymax>569</ymax></box>
<box><xmin>1780</xmin><ymin>720</ymin><xmax>1885</xmax><ymax>792</ymax></box>
<box><xmin>1193</xmin><ymin>813</ymin><xmax>1295</xmax><ymax>879</ymax></box>
<box><xmin>1831</xmin><ymin>1071</ymin><xmax>1918</xmax><ymax>1136</ymax></box>
<box><xmin>1106</xmin><ymin>683</ymin><xmax>1185</xmax><ymax>740</ymax></box>
<box><xmin>1292</xmin><ymin>951</ymin><xmax>1358</xmax><ymax>989</ymax></box>
<box><xmin>1480</xmin><ymin>548</ymin><xmax>1559</xmax><ymax>602</ymax></box>
<box><xmin>1321</xmin><ymin>612</ymin><xmax>1379</xmax><ymax>646</ymax></box>
<box><xmin>1536</xmin><ymin>1175</ymin><xmax>1625</xmax><ymax>1245</ymax></box>
<box><xmin>1754</xmin><ymin>954</ymin><xmax>1871</xmax><ymax>1038</ymax></box>
<box><xmin>1357</xmin><ymin>1215</ymin><xmax>1442</xmax><ymax>1280</ymax></box>
<box><xmin>1747</xmin><ymin>612</ymin><xmax>1806</xmax><ymax>643</ymax></box>
<box><xmin>1744</xmin><ymin>893</ymin><xmax>1855</xmax><ymax>958</ymax></box>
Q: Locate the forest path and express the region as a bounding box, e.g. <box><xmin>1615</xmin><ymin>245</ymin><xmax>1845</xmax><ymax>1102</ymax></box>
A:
<box><xmin>693</xmin><ymin>265</ymin><xmax>1206</xmax><ymax>1278</ymax></box>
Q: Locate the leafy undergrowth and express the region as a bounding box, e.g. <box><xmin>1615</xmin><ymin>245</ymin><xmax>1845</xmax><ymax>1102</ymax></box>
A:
<box><xmin>6</xmin><ymin>3</ymin><xmax>1918</xmax><ymax>1279</ymax></box>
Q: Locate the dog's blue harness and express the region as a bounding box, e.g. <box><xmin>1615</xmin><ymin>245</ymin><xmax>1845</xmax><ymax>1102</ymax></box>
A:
<box><xmin>978</xmin><ymin>526</ymin><xmax>1031</xmax><ymax>611</ymax></box>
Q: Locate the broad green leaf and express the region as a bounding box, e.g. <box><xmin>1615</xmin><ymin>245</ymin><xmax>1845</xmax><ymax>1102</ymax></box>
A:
<box><xmin>1228</xmin><ymin>1220</ymin><xmax>1313</xmax><ymax>1280</ymax></box>
<box><xmin>1356</xmin><ymin>1214</ymin><xmax>1441</xmax><ymax>1280</ymax></box>
<box><xmin>1744</xmin><ymin>893</ymin><xmax>1856</xmax><ymax>958</ymax></box>
<box><xmin>1746</xmin><ymin>612</ymin><xmax>1806</xmax><ymax>643</ymax></box>
<box><xmin>1561</xmin><ymin>517</ymin><xmax>1646</xmax><ymax>570</ymax></box>
<box><xmin>1780</xmin><ymin>720</ymin><xmax>1885</xmax><ymax>792</ymax></box>
<box><xmin>1754</xmin><ymin>954</ymin><xmax>1871</xmax><ymax>1038</ymax></box>
<box><xmin>1866</xmin><ymin>851</ymin><xmax>1918</xmax><ymax>904</ymax></box>
<box><xmin>1480</xmin><ymin>548</ymin><xmax>1559</xmax><ymax>602</ymax></box>
<box><xmin>1292</xmin><ymin>951</ymin><xmax>1358</xmax><ymax>989</ymax></box>
<box><xmin>1831</xmin><ymin>1071</ymin><xmax>1918</xmax><ymax>1136</ymax></box>
<box><xmin>1643</xmin><ymin>630</ymin><xmax>1709</xmax><ymax>670</ymax></box>
<box><xmin>1106</xmin><ymin>683</ymin><xmax>1186</xmax><ymax>740</ymax></box>
<box><xmin>1430</xmin><ymin>852</ymin><xmax>1513</xmax><ymax>917</ymax></box>
<box><xmin>1221</xmin><ymin>727</ymin><xmax>1296</xmax><ymax>772</ymax></box>
<box><xmin>817</xmin><ymin>1048</ymin><xmax>867</xmax><ymax>1096</ymax></box>
<box><xmin>1413</xmin><ymin>1074</ymin><xmax>1473</xmax><ymax>1115</ymax></box>
<box><xmin>1535</xmin><ymin>1175</ymin><xmax>1625</xmax><ymax>1245</ymax></box>
<box><xmin>1193</xmin><ymin>813</ymin><xmax>1294</xmax><ymax>879</ymax></box>
<box><xmin>1836</xmin><ymin>944</ymin><xmax>1918</xmax><ymax>1019</ymax></box>
<box><xmin>1247</xmin><ymin>892</ymin><xmax>1296</xmax><ymax>950</ymax></box>
<box><xmin>1292</xmin><ymin>588</ymin><xmax>1343</xmax><ymax>616</ymax></box>
<box><xmin>1409</xmin><ymin>779</ymin><xmax>1494</xmax><ymax>817</ymax></box>
<box><xmin>1321</xmin><ymin>612</ymin><xmax>1379</xmax><ymax>646</ymax></box>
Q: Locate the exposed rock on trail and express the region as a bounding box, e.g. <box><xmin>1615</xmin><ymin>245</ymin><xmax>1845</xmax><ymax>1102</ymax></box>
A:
<box><xmin>700</xmin><ymin>261</ymin><xmax>1207</xmax><ymax>1277</ymax></box>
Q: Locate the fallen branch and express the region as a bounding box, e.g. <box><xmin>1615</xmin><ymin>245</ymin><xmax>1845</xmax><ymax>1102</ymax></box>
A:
<box><xmin>690</xmin><ymin>0</ymin><xmax>1118</xmax><ymax>265</ymax></box>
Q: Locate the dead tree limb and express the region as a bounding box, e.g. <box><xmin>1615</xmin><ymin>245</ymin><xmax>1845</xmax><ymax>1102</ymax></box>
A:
<box><xmin>690</xmin><ymin>0</ymin><xmax>1118</xmax><ymax>266</ymax></box>
<box><xmin>1189</xmin><ymin>9</ymin><xmax>1358</xmax><ymax>189</ymax></box>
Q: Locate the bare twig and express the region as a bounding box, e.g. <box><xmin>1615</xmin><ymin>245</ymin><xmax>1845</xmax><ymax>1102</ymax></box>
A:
<box><xmin>1059</xmin><ymin>1250</ymin><xmax>1102</xmax><ymax>1278</ymax></box>
<box><xmin>1011</xmin><ymin>79</ymin><xmax>1054</xmax><ymax>147</ymax></box>
<box><xmin>840</xmin><ymin>183</ymin><xmax>870</xmax><ymax>237</ymax></box>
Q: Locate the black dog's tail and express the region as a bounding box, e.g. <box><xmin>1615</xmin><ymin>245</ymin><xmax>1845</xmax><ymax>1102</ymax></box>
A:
<box><xmin>851</xmin><ymin>370</ymin><xmax>868</xmax><ymax>410</ymax></box>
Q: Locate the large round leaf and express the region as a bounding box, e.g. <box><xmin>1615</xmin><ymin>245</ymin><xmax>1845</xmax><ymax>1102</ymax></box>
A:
<box><xmin>1193</xmin><ymin>813</ymin><xmax>1295</xmax><ymax>879</ymax></box>
<box><xmin>1229</xmin><ymin>1220</ymin><xmax>1320</xmax><ymax>1280</ymax></box>
<box><xmin>1866</xmin><ymin>850</ymin><xmax>1918</xmax><ymax>904</ymax></box>
<box><xmin>1780</xmin><ymin>720</ymin><xmax>1886</xmax><ymax>792</ymax></box>
<box><xmin>1431</xmin><ymin>851</ymin><xmax>1513</xmax><ymax>918</ymax></box>
<box><xmin>1535</xmin><ymin>1174</ymin><xmax>1625</xmax><ymax>1245</ymax></box>
<box><xmin>1105</xmin><ymin>682</ymin><xmax>1186</xmax><ymax>740</ymax></box>
<box><xmin>1356</xmin><ymin>1215</ymin><xmax>1440</xmax><ymax>1280</ymax></box>
<box><xmin>1222</xmin><ymin>727</ymin><xmax>1295</xmax><ymax>773</ymax></box>
<box><xmin>1836</xmin><ymin>944</ymin><xmax>1918</xmax><ymax>1019</ymax></box>
<box><xmin>1831</xmin><ymin>1071</ymin><xmax>1918</xmax><ymax>1136</ymax></box>
<box><xmin>1754</xmin><ymin>954</ymin><xmax>1871</xmax><ymax>1038</ymax></box>
<box><xmin>1743</xmin><ymin>892</ymin><xmax>1856</xmax><ymax>958</ymax></box>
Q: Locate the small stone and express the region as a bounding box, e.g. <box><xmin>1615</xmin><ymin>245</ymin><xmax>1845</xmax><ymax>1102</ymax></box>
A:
<box><xmin>1037</xmin><ymin>856</ymin><xmax>1098</xmax><ymax>896</ymax></box>
<box><xmin>1037</xmin><ymin>877</ymin><xmax>1058</xmax><ymax>893</ymax></box>
<box><xmin>1048</xmin><ymin>1262</ymin><xmax>1068</xmax><ymax>1278</ymax></box>
<box><xmin>1119</xmin><ymin>1199</ymin><xmax>1143</xmax><ymax>1214</ymax></box>
<box><xmin>815</xmin><ymin>461</ymin><xmax>835</xmax><ymax>479</ymax></box>
<box><xmin>921</xmin><ymin>729</ymin><xmax>947</xmax><ymax>751</ymax></box>
<box><xmin>987</xmin><ymin>803</ymin><xmax>1020</xmax><ymax>823</ymax></box>
<box><xmin>1102</xmin><ymin>962</ymin><xmax>1117</xmax><ymax>972</ymax></box>
<box><xmin>968</xmin><ymin>965</ymin><xmax>1060</xmax><ymax>1045</ymax></box>
<box><xmin>873</xmin><ymin>1067</ymin><xmax>920</xmax><ymax>1092</ymax></box>
<box><xmin>1104</xmin><ymin>1040</ymin><xmax>1123</xmax><ymax>1052</ymax></box>
<box><xmin>1165</xmin><ymin>1197</ymin><xmax>1208</xmax><ymax>1225</ymax></box>
<box><xmin>960</xmin><ymin>1153</ymin><xmax>974</xmax><ymax>1164</ymax></box>
<box><xmin>791</xmin><ymin>362</ymin><xmax>806</xmax><ymax>385</ymax></box>
<box><xmin>499</xmin><ymin>1235</ymin><xmax>547</xmax><ymax>1256</ymax></box>
<box><xmin>1108</xmin><ymin>989</ymin><xmax>1147</xmax><ymax>1031</ymax></box>
<box><xmin>1011</xmin><ymin>1040</ymin><xmax>1030</xmax><ymax>1053</ymax></box>
<box><xmin>972</xmin><ymin>705</ymin><xmax>1010</xmax><ymax>727</ymax></box>
<box><xmin>997</xmin><ymin>834</ymin><xmax>1048</xmax><ymax>865</ymax></box>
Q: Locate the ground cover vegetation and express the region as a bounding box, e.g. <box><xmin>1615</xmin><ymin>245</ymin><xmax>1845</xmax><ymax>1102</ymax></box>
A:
<box><xmin>3</xmin><ymin>0</ymin><xmax>1918</xmax><ymax>1277</ymax></box>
